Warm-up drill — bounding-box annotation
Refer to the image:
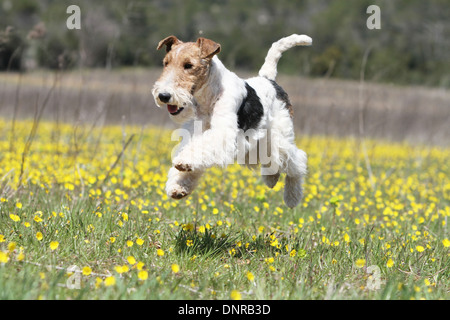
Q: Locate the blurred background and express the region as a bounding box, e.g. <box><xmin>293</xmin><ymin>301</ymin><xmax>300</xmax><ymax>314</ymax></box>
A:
<box><xmin>0</xmin><ymin>0</ymin><xmax>449</xmax><ymax>144</ymax></box>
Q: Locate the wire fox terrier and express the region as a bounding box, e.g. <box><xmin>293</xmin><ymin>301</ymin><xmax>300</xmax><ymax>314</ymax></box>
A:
<box><xmin>152</xmin><ymin>34</ymin><xmax>312</xmax><ymax>208</ymax></box>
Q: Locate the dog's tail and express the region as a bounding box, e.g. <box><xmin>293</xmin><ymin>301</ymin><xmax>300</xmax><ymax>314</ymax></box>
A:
<box><xmin>258</xmin><ymin>34</ymin><xmax>312</xmax><ymax>81</ymax></box>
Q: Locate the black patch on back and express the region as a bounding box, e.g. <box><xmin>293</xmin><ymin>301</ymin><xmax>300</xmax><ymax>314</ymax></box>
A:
<box><xmin>269</xmin><ymin>79</ymin><xmax>294</xmax><ymax>117</ymax></box>
<box><xmin>237</xmin><ymin>82</ymin><xmax>264</xmax><ymax>131</ymax></box>
<box><xmin>269</xmin><ymin>79</ymin><xmax>291</xmax><ymax>106</ymax></box>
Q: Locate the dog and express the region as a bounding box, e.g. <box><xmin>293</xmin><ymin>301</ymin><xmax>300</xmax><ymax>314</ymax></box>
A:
<box><xmin>152</xmin><ymin>34</ymin><xmax>312</xmax><ymax>208</ymax></box>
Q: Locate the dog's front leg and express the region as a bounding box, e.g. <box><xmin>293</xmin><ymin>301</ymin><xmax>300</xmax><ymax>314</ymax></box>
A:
<box><xmin>166</xmin><ymin>166</ymin><xmax>204</xmax><ymax>199</ymax></box>
<box><xmin>172</xmin><ymin>127</ymin><xmax>237</xmax><ymax>171</ymax></box>
<box><xmin>173</xmin><ymin>107</ymin><xmax>238</xmax><ymax>172</ymax></box>
<box><xmin>166</xmin><ymin>120</ymin><xmax>205</xmax><ymax>199</ymax></box>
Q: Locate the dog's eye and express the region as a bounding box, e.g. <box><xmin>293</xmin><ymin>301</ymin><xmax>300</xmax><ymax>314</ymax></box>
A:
<box><xmin>163</xmin><ymin>61</ymin><xmax>169</xmax><ymax>67</ymax></box>
<box><xmin>184</xmin><ymin>63</ymin><xmax>193</xmax><ymax>70</ymax></box>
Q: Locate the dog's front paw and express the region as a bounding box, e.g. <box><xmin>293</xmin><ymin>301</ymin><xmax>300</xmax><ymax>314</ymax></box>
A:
<box><xmin>173</xmin><ymin>159</ymin><xmax>193</xmax><ymax>172</ymax></box>
<box><xmin>167</xmin><ymin>184</ymin><xmax>189</xmax><ymax>199</ymax></box>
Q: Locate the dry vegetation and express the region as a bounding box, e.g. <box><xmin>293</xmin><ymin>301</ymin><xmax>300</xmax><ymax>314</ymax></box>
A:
<box><xmin>1</xmin><ymin>69</ymin><xmax>449</xmax><ymax>146</ymax></box>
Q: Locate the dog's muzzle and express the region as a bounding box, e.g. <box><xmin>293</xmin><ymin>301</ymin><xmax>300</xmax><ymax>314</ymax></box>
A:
<box><xmin>155</xmin><ymin>92</ymin><xmax>185</xmax><ymax>116</ymax></box>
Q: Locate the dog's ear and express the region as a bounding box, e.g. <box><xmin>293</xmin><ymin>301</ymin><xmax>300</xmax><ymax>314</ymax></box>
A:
<box><xmin>157</xmin><ymin>35</ymin><xmax>181</xmax><ymax>52</ymax></box>
<box><xmin>196</xmin><ymin>37</ymin><xmax>221</xmax><ymax>60</ymax></box>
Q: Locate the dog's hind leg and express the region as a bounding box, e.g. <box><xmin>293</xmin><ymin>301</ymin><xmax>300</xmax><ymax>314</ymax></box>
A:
<box><xmin>259</xmin><ymin>132</ymin><xmax>281</xmax><ymax>189</ymax></box>
<box><xmin>283</xmin><ymin>146</ymin><xmax>307</xmax><ymax>208</ymax></box>
<box><xmin>262</xmin><ymin>171</ymin><xmax>280</xmax><ymax>188</ymax></box>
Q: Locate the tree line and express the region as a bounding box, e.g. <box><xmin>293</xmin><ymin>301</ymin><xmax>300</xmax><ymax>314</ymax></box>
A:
<box><xmin>1</xmin><ymin>0</ymin><xmax>449</xmax><ymax>87</ymax></box>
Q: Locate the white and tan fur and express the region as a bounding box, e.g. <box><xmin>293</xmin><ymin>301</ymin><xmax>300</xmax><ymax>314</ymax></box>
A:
<box><xmin>152</xmin><ymin>34</ymin><xmax>312</xmax><ymax>208</ymax></box>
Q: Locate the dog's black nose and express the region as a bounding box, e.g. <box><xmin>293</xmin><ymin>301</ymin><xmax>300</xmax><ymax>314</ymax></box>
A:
<box><xmin>158</xmin><ymin>92</ymin><xmax>172</xmax><ymax>103</ymax></box>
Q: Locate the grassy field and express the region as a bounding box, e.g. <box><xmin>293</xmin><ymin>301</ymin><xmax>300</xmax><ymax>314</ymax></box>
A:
<box><xmin>0</xmin><ymin>116</ymin><xmax>449</xmax><ymax>300</ymax></box>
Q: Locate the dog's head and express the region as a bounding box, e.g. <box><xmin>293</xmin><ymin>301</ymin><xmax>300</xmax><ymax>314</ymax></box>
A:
<box><xmin>151</xmin><ymin>35</ymin><xmax>221</xmax><ymax>124</ymax></box>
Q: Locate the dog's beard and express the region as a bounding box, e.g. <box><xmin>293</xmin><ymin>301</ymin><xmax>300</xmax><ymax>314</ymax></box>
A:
<box><xmin>152</xmin><ymin>86</ymin><xmax>197</xmax><ymax>123</ymax></box>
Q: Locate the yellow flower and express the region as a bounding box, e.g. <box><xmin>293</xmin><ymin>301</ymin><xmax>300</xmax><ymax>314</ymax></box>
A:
<box><xmin>264</xmin><ymin>257</ymin><xmax>274</xmax><ymax>264</ymax></box>
<box><xmin>127</xmin><ymin>256</ymin><xmax>136</xmax><ymax>265</ymax></box>
<box><xmin>136</xmin><ymin>238</ymin><xmax>144</xmax><ymax>246</ymax></box>
<box><xmin>442</xmin><ymin>238</ymin><xmax>450</xmax><ymax>248</ymax></box>
<box><xmin>16</xmin><ymin>250</ymin><xmax>25</xmax><ymax>261</ymax></box>
<box><xmin>82</xmin><ymin>266</ymin><xmax>92</xmax><ymax>276</ymax></box>
<box><xmin>230</xmin><ymin>290</ymin><xmax>242</xmax><ymax>300</ymax></box>
<box><xmin>246</xmin><ymin>271</ymin><xmax>255</xmax><ymax>282</ymax></box>
<box><xmin>386</xmin><ymin>259</ymin><xmax>394</xmax><ymax>268</ymax></box>
<box><xmin>355</xmin><ymin>259</ymin><xmax>366</xmax><ymax>268</ymax></box>
<box><xmin>322</xmin><ymin>236</ymin><xmax>330</xmax><ymax>245</ymax></box>
<box><xmin>138</xmin><ymin>270</ymin><xmax>148</xmax><ymax>280</ymax></box>
<box><xmin>9</xmin><ymin>214</ymin><xmax>20</xmax><ymax>222</ymax></box>
<box><xmin>0</xmin><ymin>251</ymin><xmax>9</xmax><ymax>264</ymax></box>
<box><xmin>104</xmin><ymin>276</ymin><xmax>116</xmax><ymax>286</ymax></box>
<box><xmin>16</xmin><ymin>202</ymin><xmax>22</xmax><ymax>209</ymax></box>
<box><xmin>50</xmin><ymin>241</ymin><xmax>59</xmax><ymax>251</ymax></box>
<box><xmin>186</xmin><ymin>240</ymin><xmax>193</xmax><ymax>247</ymax></box>
<box><xmin>0</xmin><ymin>235</ymin><xmax>5</xmax><ymax>243</ymax></box>
<box><xmin>135</xmin><ymin>261</ymin><xmax>144</xmax><ymax>270</ymax></box>
<box><xmin>126</xmin><ymin>240</ymin><xmax>133</xmax><ymax>247</ymax></box>
<box><xmin>416</xmin><ymin>245</ymin><xmax>425</xmax><ymax>252</ymax></box>
<box><xmin>171</xmin><ymin>264</ymin><xmax>180</xmax><ymax>273</ymax></box>
<box><xmin>115</xmin><ymin>265</ymin><xmax>129</xmax><ymax>274</ymax></box>
<box><xmin>95</xmin><ymin>277</ymin><xmax>103</xmax><ymax>288</ymax></box>
<box><xmin>344</xmin><ymin>233</ymin><xmax>350</xmax><ymax>243</ymax></box>
<box><xmin>289</xmin><ymin>249</ymin><xmax>297</xmax><ymax>257</ymax></box>
<box><xmin>156</xmin><ymin>249</ymin><xmax>164</xmax><ymax>256</ymax></box>
<box><xmin>8</xmin><ymin>242</ymin><xmax>16</xmax><ymax>252</ymax></box>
